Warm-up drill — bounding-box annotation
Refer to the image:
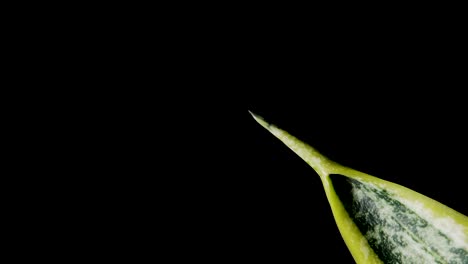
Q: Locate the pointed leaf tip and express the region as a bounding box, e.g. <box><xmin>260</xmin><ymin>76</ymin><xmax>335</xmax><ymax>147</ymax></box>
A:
<box><xmin>248</xmin><ymin>111</ymin><xmax>271</xmax><ymax>130</ymax></box>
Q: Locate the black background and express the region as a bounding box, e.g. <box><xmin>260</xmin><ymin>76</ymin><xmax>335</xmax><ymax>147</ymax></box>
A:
<box><xmin>9</xmin><ymin>4</ymin><xmax>468</xmax><ymax>262</ymax></box>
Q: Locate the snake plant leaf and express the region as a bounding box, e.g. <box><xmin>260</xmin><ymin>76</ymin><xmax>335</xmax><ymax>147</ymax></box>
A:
<box><xmin>250</xmin><ymin>111</ymin><xmax>468</xmax><ymax>264</ymax></box>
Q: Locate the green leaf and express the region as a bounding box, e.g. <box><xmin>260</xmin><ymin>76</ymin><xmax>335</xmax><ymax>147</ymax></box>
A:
<box><xmin>250</xmin><ymin>111</ymin><xmax>468</xmax><ymax>264</ymax></box>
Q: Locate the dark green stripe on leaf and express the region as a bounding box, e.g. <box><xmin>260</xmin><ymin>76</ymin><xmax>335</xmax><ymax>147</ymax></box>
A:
<box><xmin>330</xmin><ymin>175</ymin><xmax>468</xmax><ymax>264</ymax></box>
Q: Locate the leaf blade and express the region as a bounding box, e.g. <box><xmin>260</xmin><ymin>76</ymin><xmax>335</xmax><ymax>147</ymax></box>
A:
<box><xmin>250</xmin><ymin>111</ymin><xmax>468</xmax><ymax>263</ymax></box>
